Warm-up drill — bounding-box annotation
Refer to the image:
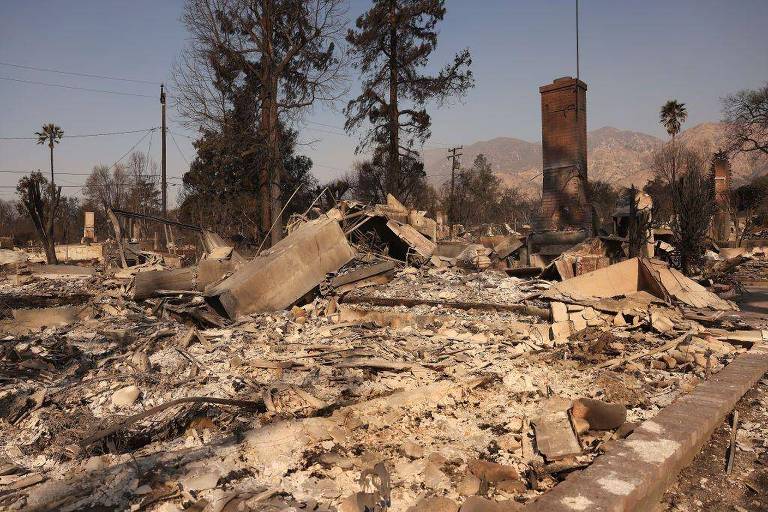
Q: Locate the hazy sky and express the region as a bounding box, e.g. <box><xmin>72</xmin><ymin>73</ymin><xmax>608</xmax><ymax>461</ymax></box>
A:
<box><xmin>1</xmin><ymin>0</ymin><xmax>766</xmax><ymax>203</ymax></box>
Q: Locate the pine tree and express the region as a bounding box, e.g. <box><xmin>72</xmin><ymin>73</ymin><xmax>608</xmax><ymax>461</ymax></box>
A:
<box><xmin>345</xmin><ymin>0</ymin><xmax>473</xmax><ymax>199</ymax></box>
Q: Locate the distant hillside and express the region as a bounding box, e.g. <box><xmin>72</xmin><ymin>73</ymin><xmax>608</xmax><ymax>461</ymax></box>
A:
<box><xmin>677</xmin><ymin>122</ymin><xmax>768</xmax><ymax>183</ymax></box>
<box><xmin>423</xmin><ymin>122</ymin><xmax>768</xmax><ymax>195</ymax></box>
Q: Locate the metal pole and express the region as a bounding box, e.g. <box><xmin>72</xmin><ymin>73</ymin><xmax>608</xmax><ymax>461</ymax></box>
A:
<box><xmin>160</xmin><ymin>84</ymin><xmax>167</xmax><ymax>216</ymax></box>
<box><xmin>576</xmin><ymin>0</ymin><xmax>580</xmax><ymax>81</ymax></box>
<box><xmin>447</xmin><ymin>146</ymin><xmax>462</xmax><ymax>226</ymax></box>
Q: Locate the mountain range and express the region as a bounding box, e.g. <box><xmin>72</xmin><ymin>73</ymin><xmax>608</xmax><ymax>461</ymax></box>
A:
<box><xmin>422</xmin><ymin>122</ymin><xmax>768</xmax><ymax>195</ymax></box>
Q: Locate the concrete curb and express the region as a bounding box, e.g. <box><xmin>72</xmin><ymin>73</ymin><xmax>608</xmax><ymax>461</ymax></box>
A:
<box><xmin>526</xmin><ymin>344</ymin><xmax>768</xmax><ymax>512</ymax></box>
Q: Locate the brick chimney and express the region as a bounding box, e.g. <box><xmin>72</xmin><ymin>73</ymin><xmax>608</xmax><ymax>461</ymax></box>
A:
<box><xmin>712</xmin><ymin>151</ymin><xmax>731</xmax><ymax>240</ymax></box>
<box><xmin>538</xmin><ymin>76</ymin><xmax>591</xmax><ymax>231</ymax></box>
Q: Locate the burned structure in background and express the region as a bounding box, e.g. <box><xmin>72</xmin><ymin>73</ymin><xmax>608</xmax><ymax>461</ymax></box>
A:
<box><xmin>712</xmin><ymin>151</ymin><xmax>733</xmax><ymax>241</ymax></box>
<box><xmin>537</xmin><ymin>77</ymin><xmax>592</xmax><ymax>232</ymax></box>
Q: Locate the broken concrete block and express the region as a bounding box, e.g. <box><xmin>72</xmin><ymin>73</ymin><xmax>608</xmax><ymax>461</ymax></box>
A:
<box><xmin>571</xmin><ymin>416</ymin><xmax>590</xmax><ymax>434</ymax></box>
<box><xmin>467</xmin><ymin>459</ymin><xmax>519</xmax><ymax>483</ymax></box>
<box><xmin>457</xmin><ymin>473</ymin><xmax>482</xmax><ymax>496</ymax></box>
<box><xmin>662</xmin><ymin>355</ymin><xmax>678</xmax><ymax>369</ymax></box>
<box><xmin>338</xmin><ymin>493</ymin><xmax>380</xmax><ymax>512</ymax></box>
<box><xmin>495</xmin><ymin>479</ymin><xmax>526</xmax><ymax>493</ymax></box>
<box><xmin>532</xmin><ymin>399</ymin><xmax>581</xmax><ymax>461</ymax></box>
<box><xmin>693</xmin><ymin>353</ymin><xmax>708</xmax><ymax>367</ymax></box>
<box><xmin>529</xmin><ymin>324</ymin><xmax>552</xmax><ymax>344</ymax></box>
<box><xmin>615</xmin><ymin>422</ymin><xmax>638</xmax><ymax>439</ymax></box>
<box><xmin>669</xmin><ymin>349</ymin><xmax>694</xmax><ymax>365</ymax></box>
<box><xmin>205</xmin><ymin>217</ymin><xmax>355</xmax><ymax>318</ymax></box>
<box><xmin>422</xmin><ymin>462</ymin><xmax>450</xmax><ymax>490</ymax></box>
<box><xmin>497</xmin><ymin>433</ymin><xmax>522</xmax><ymax>451</ymax></box>
<box><xmin>406</xmin><ymin>497</ymin><xmax>459</xmax><ymax>512</ymax></box>
<box><xmin>613</xmin><ymin>312</ymin><xmax>627</xmax><ymax>326</ymax></box>
<box><xmin>459</xmin><ymin>495</ymin><xmax>524</xmax><ymax>511</ymax></box>
<box><xmin>570</xmin><ymin>314</ymin><xmax>587</xmax><ymax>332</ymax></box>
<box><xmin>506</xmin><ymin>417</ymin><xmax>524</xmax><ymax>433</ymax></box>
<box><xmin>550</xmin><ymin>302</ymin><xmax>568</xmax><ymax>323</ymax></box>
<box><xmin>550</xmin><ymin>321</ymin><xmax>572</xmax><ymax>340</ymax></box>
<box><xmin>651</xmin><ymin>310</ymin><xmax>675</xmax><ymax>333</ymax></box>
<box><xmin>400</xmin><ymin>440</ymin><xmax>424</xmax><ymax>459</ymax></box>
<box><xmin>571</xmin><ymin>398</ymin><xmax>626</xmax><ymax>430</ymax></box>
<box><xmin>180</xmin><ymin>469</ymin><xmax>219</xmax><ymax>491</ymax></box>
<box><xmin>111</xmin><ymin>385</ymin><xmax>140</xmax><ymax>407</ymax></box>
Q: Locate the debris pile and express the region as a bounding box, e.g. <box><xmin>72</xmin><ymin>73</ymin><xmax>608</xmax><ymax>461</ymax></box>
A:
<box><xmin>0</xmin><ymin>202</ymin><xmax>766</xmax><ymax>511</ymax></box>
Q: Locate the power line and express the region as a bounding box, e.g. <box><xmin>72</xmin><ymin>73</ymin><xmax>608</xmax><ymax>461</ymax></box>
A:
<box><xmin>169</xmin><ymin>130</ymin><xmax>195</xmax><ymax>139</ymax></box>
<box><xmin>303</xmin><ymin>120</ymin><xmax>456</xmax><ymax>148</ymax></box>
<box><xmin>0</xmin><ymin>76</ymin><xmax>156</xmax><ymax>98</ymax></box>
<box><xmin>0</xmin><ymin>182</ymin><xmax>183</xmax><ymax>190</ymax></box>
<box><xmin>0</xmin><ymin>169</ymin><xmax>186</xmax><ymax>180</ymax></box>
<box><xmin>0</xmin><ymin>128</ymin><xmax>158</xmax><ymax>141</ymax></box>
<box><xmin>0</xmin><ymin>61</ymin><xmax>159</xmax><ymax>85</ymax></box>
<box><xmin>306</xmin><ymin>120</ymin><xmax>348</xmax><ymax>131</ymax></box>
<box><xmin>169</xmin><ymin>130</ymin><xmax>190</xmax><ymax>165</ymax></box>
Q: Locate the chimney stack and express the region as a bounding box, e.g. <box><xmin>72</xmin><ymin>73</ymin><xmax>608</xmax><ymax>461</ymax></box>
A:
<box><xmin>712</xmin><ymin>151</ymin><xmax>732</xmax><ymax>241</ymax></box>
<box><xmin>538</xmin><ymin>76</ymin><xmax>591</xmax><ymax>231</ymax></box>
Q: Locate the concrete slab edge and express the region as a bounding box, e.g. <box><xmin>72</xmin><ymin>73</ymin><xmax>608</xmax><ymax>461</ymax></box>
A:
<box><xmin>525</xmin><ymin>344</ymin><xmax>768</xmax><ymax>512</ymax></box>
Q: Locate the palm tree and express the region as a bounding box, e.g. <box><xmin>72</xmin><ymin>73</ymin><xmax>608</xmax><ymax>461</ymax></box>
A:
<box><xmin>660</xmin><ymin>100</ymin><xmax>687</xmax><ymax>141</ymax></box>
<box><xmin>35</xmin><ymin>123</ymin><xmax>64</xmax><ymax>186</ymax></box>
<box><xmin>659</xmin><ymin>100</ymin><xmax>687</xmax><ymax>182</ymax></box>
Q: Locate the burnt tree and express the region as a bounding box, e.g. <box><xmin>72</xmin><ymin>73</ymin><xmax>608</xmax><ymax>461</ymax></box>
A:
<box><xmin>345</xmin><ymin>0</ymin><xmax>473</xmax><ymax>199</ymax></box>
<box><xmin>17</xmin><ymin>172</ymin><xmax>61</xmax><ymax>264</ymax></box>
<box><xmin>177</xmin><ymin>0</ymin><xmax>346</xmax><ymax>246</ymax></box>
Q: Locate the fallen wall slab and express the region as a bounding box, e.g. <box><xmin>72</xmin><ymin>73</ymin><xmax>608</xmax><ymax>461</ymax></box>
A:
<box><xmin>545</xmin><ymin>258</ymin><xmax>735</xmax><ymax>311</ymax></box>
<box><xmin>205</xmin><ymin>217</ymin><xmax>355</xmax><ymax>318</ymax></box>
<box><xmin>525</xmin><ymin>343</ymin><xmax>768</xmax><ymax>512</ymax></box>
<box><xmin>133</xmin><ymin>267</ymin><xmax>198</xmax><ymax>300</ymax></box>
<box><xmin>29</xmin><ymin>264</ymin><xmax>96</xmax><ymax>277</ymax></box>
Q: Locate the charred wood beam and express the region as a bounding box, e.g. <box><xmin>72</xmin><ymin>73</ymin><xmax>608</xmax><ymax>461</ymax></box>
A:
<box><xmin>339</xmin><ymin>294</ymin><xmax>549</xmax><ymax>319</ymax></box>
<box><xmin>110</xmin><ymin>208</ymin><xmax>202</xmax><ymax>232</ymax></box>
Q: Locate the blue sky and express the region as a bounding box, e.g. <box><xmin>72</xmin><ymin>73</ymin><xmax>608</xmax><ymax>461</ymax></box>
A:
<box><xmin>1</xmin><ymin>0</ymin><xmax>766</xmax><ymax>204</ymax></box>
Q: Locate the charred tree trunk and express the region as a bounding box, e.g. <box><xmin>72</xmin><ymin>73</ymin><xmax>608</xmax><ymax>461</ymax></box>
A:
<box><xmin>387</xmin><ymin>0</ymin><xmax>400</xmax><ymax>198</ymax></box>
<box><xmin>268</xmin><ymin>79</ymin><xmax>283</xmax><ymax>247</ymax></box>
<box><xmin>20</xmin><ymin>181</ymin><xmax>60</xmax><ymax>265</ymax></box>
<box><xmin>258</xmin><ymin>0</ymin><xmax>275</xmax><ymax>246</ymax></box>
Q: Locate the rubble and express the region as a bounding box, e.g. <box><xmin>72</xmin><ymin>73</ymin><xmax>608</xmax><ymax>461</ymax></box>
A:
<box><xmin>206</xmin><ymin>215</ymin><xmax>355</xmax><ymax>318</ymax></box>
<box><xmin>0</xmin><ymin>199</ymin><xmax>765</xmax><ymax>511</ymax></box>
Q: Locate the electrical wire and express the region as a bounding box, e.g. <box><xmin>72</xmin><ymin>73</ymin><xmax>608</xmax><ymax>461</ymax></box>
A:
<box><xmin>0</xmin><ymin>61</ymin><xmax>159</xmax><ymax>85</ymax></box>
<box><xmin>168</xmin><ymin>130</ymin><xmax>190</xmax><ymax>165</ymax></box>
<box><xmin>0</xmin><ymin>128</ymin><xmax>158</xmax><ymax>141</ymax></box>
<box><xmin>0</xmin><ymin>76</ymin><xmax>156</xmax><ymax>98</ymax></box>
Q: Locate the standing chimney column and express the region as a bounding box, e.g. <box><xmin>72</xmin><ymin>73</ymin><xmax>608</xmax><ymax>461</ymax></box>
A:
<box><xmin>712</xmin><ymin>151</ymin><xmax>732</xmax><ymax>241</ymax></box>
<box><xmin>538</xmin><ymin>76</ymin><xmax>591</xmax><ymax>231</ymax></box>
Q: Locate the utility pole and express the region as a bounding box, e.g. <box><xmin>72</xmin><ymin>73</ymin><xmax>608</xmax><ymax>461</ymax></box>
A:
<box><xmin>160</xmin><ymin>83</ymin><xmax>167</xmax><ymax>217</ymax></box>
<box><xmin>447</xmin><ymin>146</ymin><xmax>462</xmax><ymax>225</ymax></box>
<box><xmin>49</xmin><ymin>133</ymin><xmax>55</xmax><ymax>187</ymax></box>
